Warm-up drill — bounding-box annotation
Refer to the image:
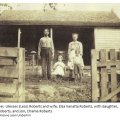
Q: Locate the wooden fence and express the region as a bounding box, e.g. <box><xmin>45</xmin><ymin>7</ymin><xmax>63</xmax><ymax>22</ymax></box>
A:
<box><xmin>0</xmin><ymin>47</ymin><xmax>25</xmax><ymax>102</ymax></box>
<box><xmin>91</xmin><ymin>49</ymin><xmax>120</xmax><ymax>102</ymax></box>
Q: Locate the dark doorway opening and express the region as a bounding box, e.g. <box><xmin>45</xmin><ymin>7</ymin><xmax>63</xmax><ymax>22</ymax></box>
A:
<box><xmin>0</xmin><ymin>25</ymin><xmax>18</xmax><ymax>47</ymax></box>
<box><xmin>0</xmin><ymin>25</ymin><xmax>95</xmax><ymax>65</ymax></box>
<box><xmin>21</xmin><ymin>26</ymin><xmax>47</xmax><ymax>53</ymax></box>
<box><xmin>53</xmin><ymin>27</ymin><xmax>95</xmax><ymax>65</ymax></box>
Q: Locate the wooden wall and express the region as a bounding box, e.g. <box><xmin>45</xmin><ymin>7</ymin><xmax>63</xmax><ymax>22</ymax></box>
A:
<box><xmin>94</xmin><ymin>28</ymin><xmax>120</xmax><ymax>50</ymax></box>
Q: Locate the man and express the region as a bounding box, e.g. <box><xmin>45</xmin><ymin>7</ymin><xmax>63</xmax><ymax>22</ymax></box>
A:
<box><xmin>68</xmin><ymin>33</ymin><xmax>84</xmax><ymax>81</ymax></box>
<box><xmin>38</xmin><ymin>28</ymin><xmax>54</xmax><ymax>80</ymax></box>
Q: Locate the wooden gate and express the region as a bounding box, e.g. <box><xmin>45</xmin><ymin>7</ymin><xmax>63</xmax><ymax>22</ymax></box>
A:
<box><xmin>0</xmin><ymin>47</ymin><xmax>25</xmax><ymax>102</ymax></box>
<box><xmin>91</xmin><ymin>49</ymin><xmax>120</xmax><ymax>102</ymax></box>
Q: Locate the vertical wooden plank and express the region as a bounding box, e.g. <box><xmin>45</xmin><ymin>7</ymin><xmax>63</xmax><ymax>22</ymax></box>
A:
<box><xmin>119</xmin><ymin>49</ymin><xmax>120</xmax><ymax>60</ymax></box>
<box><xmin>118</xmin><ymin>49</ymin><xmax>120</xmax><ymax>70</ymax></box>
<box><xmin>13</xmin><ymin>79</ymin><xmax>19</xmax><ymax>102</ymax></box>
<box><xmin>20</xmin><ymin>48</ymin><xmax>25</xmax><ymax>102</ymax></box>
<box><xmin>110</xmin><ymin>49</ymin><xmax>118</xmax><ymax>101</ymax></box>
<box><xmin>17</xmin><ymin>48</ymin><xmax>21</xmax><ymax>102</ymax></box>
<box><xmin>32</xmin><ymin>54</ymin><xmax>35</xmax><ymax>72</ymax></box>
<box><xmin>100</xmin><ymin>49</ymin><xmax>108</xmax><ymax>101</ymax></box>
<box><xmin>91</xmin><ymin>49</ymin><xmax>99</xmax><ymax>101</ymax></box>
<box><xmin>50</xmin><ymin>28</ymin><xmax>54</xmax><ymax>68</ymax></box>
<box><xmin>50</xmin><ymin>28</ymin><xmax>53</xmax><ymax>40</ymax></box>
<box><xmin>22</xmin><ymin>48</ymin><xmax>25</xmax><ymax>102</ymax></box>
<box><xmin>17</xmin><ymin>48</ymin><xmax>25</xmax><ymax>102</ymax></box>
<box><xmin>18</xmin><ymin>28</ymin><xmax>21</xmax><ymax>48</ymax></box>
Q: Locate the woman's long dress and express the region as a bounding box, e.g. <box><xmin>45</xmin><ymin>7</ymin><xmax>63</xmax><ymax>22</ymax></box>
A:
<box><xmin>68</xmin><ymin>41</ymin><xmax>84</xmax><ymax>78</ymax></box>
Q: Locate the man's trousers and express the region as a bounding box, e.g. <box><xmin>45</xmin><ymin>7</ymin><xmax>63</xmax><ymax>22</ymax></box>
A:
<box><xmin>41</xmin><ymin>47</ymin><xmax>52</xmax><ymax>80</ymax></box>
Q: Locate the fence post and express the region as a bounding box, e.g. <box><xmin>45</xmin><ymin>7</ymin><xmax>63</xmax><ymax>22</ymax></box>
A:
<box><xmin>110</xmin><ymin>49</ymin><xmax>118</xmax><ymax>101</ymax></box>
<box><xmin>17</xmin><ymin>48</ymin><xmax>25</xmax><ymax>102</ymax></box>
<box><xmin>100</xmin><ymin>49</ymin><xmax>108</xmax><ymax>101</ymax></box>
<box><xmin>91</xmin><ymin>49</ymin><xmax>99</xmax><ymax>101</ymax></box>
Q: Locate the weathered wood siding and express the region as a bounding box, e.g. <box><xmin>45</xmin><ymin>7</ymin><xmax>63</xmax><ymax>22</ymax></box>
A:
<box><xmin>94</xmin><ymin>28</ymin><xmax>120</xmax><ymax>50</ymax></box>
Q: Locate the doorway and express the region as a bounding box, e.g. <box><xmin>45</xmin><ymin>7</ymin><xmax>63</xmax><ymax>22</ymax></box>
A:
<box><xmin>53</xmin><ymin>26</ymin><xmax>95</xmax><ymax>65</ymax></box>
<box><xmin>0</xmin><ymin>25</ymin><xmax>95</xmax><ymax>65</ymax></box>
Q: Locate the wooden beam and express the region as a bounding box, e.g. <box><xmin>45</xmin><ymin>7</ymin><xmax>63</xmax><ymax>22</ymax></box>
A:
<box><xmin>0</xmin><ymin>58</ymin><xmax>17</xmax><ymax>65</ymax></box>
<box><xmin>0</xmin><ymin>67</ymin><xmax>19</xmax><ymax>78</ymax></box>
<box><xmin>0</xmin><ymin>97</ymin><xmax>17</xmax><ymax>102</ymax></box>
<box><xmin>0</xmin><ymin>92</ymin><xmax>15</xmax><ymax>97</ymax></box>
<box><xmin>100</xmin><ymin>86</ymin><xmax>120</xmax><ymax>102</ymax></box>
<box><xmin>97</xmin><ymin>61</ymin><xmax>120</xmax><ymax>67</ymax></box>
<box><xmin>0</xmin><ymin>47</ymin><xmax>18</xmax><ymax>57</ymax></box>
<box><xmin>0</xmin><ymin>81</ymin><xmax>18</xmax><ymax>95</ymax></box>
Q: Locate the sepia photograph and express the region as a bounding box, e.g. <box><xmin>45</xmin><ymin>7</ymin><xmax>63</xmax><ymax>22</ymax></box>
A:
<box><xmin>0</xmin><ymin>3</ymin><xmax>119</xmax><ymax>102</ymax></box>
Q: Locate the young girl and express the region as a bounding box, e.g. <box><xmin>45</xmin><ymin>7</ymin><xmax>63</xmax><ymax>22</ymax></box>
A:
<box><xmin>67</xmin><ymin>49</ymin><xmax>76</xmax><ymax>79</ymax></box>
<box><xmin>74</xmin><ymin>50</ymin><xmax>84</xmax><ymax>81</ymax></box>
<box><xmin>67</xmin><ymin>49</ymin><xmax>84</xmax><ymax>81</ymax></box>
<box><xmin>52</xmin><ymin>55</ymin><xmax>66</xmax><ymax>79</ymax></box>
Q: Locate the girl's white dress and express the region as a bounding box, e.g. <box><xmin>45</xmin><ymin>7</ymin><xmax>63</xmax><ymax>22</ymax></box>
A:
<box><xmin>52</xmin><ymin>61</ymin><xmax>65</xmax><ymax>76</ymax></box>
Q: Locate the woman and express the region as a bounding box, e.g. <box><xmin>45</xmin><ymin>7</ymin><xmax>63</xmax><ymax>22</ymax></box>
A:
<box><xmin>68</xmin><ymin>32</ymin><xmax>84</xmax><ymax>81</ymax></box>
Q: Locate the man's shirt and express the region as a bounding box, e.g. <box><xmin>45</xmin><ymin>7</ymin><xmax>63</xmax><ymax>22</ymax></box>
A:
<box><xmin>38</xmin><ymin>36</ymin><xmax>54</xmax><ymax>56</ymax></box>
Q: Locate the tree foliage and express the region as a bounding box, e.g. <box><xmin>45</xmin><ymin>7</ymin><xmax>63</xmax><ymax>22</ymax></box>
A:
<box><xmin>43</xmin><ymin>3</ymin><xmax>58</xmax><ymax>11</ymax></box>
<box><xmin>0</xmin><ymin>3</ymin><xmax>12</xmax><ymax>15</ymax></box>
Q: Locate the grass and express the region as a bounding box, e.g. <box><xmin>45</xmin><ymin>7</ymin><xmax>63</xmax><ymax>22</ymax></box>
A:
<box><xmin>25</xmin><ymin>72</ymin><xmax>91</xmax><ymax>102</ymax></box>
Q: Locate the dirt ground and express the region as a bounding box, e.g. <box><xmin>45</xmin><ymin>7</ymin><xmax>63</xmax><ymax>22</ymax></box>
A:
<box><xmin>25</xmin><ymin>67</ymin><xmax>91</xmax><ymax>102</ymax></box>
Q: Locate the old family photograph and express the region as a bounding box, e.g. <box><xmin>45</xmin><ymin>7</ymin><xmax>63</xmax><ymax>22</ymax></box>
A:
<box><xmin>0</xmin><ymin>3</ymin><xmax>119</xmax><ymax>102</ymax></box>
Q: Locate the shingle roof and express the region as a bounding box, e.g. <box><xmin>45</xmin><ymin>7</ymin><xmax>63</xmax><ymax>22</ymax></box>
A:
<box><xmin>0</xmin><ymin>10</ymin><xmax>120</xmax><ymax>26</ymax></box>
